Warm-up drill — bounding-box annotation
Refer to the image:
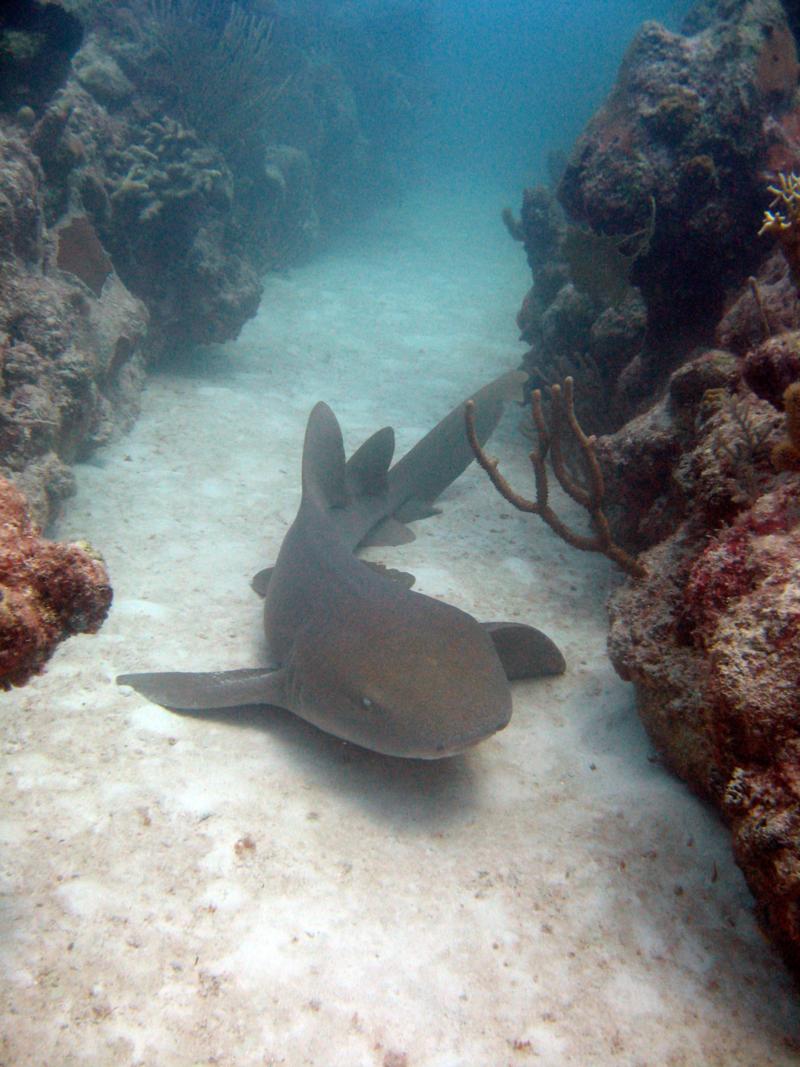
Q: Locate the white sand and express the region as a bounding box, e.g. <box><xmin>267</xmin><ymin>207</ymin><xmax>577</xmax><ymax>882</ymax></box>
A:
<box><xmin>2</xmin><ymin>184</ymin><xmax>797</xmax><ymax>1065</ymax></box>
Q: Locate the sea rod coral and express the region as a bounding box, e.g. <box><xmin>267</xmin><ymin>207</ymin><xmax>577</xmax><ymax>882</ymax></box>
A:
<box><xmin>465</xmin><ymin>376</ymin><xmax>646</xmax><ymax>578</ymax></box>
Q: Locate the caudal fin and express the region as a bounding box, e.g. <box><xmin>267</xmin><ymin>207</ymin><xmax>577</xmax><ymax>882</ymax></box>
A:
<box><xmin>387</xmin><ymin>368</ymin><xmax>525</xmax><ymax>509</ymax></box>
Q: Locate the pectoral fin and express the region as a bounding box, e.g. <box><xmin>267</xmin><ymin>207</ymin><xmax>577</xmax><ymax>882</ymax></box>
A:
<box><xmin>362</xmin><ymin>561</ymin><xmax>416</xmax><ymax>588</ymax></box>
<box><xmin>393</xmin><ymin>497</ymin><xmax>442</xmax><ymax>523</ymax></box>
<box><xmin>117</xmin><ymin>667</ymin><xmax>290</xmax><ymax>711</ymax></box>
<box><xmin>251</xmin><ymin>567</ymin><xmax>274</xmax><ymax>597</ymax></box>
<box><xmin>358</xmin><ymin>516</ymin><xmax>416</xmax><ymax>547</ymax></box>
<box><xmin>482</xmin><ymin>622</ymin><xmax>566</xmax><ymax>680</ymax></box>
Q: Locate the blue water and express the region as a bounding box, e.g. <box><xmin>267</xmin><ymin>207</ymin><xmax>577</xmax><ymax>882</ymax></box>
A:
<box><xmin>409</xmin><ymin>0</ymin><xmax>696</xmax><ymax>195</ymax></box>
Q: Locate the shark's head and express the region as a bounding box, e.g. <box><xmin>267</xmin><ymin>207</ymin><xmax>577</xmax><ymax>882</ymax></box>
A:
<box><xmin>286</xmin><ymin>590</ymin><xmax>512</xmax><ymax>759</ymax></box>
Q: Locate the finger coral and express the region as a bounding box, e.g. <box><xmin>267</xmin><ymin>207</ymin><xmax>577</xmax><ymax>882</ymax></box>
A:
<box><xmin>0</xmin><ymin>475</ymin><xmax>112</xmax><ymax>689</ymax></box>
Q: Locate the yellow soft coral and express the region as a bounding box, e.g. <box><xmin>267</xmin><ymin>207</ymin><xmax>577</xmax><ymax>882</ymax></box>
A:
<box><xmin>760</xmin><ymin>172</ymin><xmax>800</xmax><ymax>284</ymax></box>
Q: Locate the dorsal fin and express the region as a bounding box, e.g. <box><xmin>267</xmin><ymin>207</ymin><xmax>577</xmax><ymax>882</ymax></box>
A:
<box><xmin>302</xmin><ymin>402</ymin><xmax>348</xmax><ymax>508</ymax></box>
<box><xmin>346</xmin><ymin>426</ymin><xmax>395</xmax><ymax>498</ymax></box>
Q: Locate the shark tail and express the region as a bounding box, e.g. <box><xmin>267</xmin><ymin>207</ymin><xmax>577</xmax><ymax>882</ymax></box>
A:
<box><xmin>386</xmin><ymin>368</ymin><xmax>525</xmax><ymax>512</ymax></box>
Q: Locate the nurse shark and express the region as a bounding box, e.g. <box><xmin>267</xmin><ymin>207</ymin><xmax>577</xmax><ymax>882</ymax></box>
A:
<box><xmin>118</xmin><ymin>371</ymin><xmax>565</xmax><ymax>758</ymax></box>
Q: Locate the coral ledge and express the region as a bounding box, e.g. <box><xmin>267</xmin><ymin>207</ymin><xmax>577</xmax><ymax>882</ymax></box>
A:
<box><xmin>504</xmin><ymin>0</ymin><xmax>800</xmax><ymax>981</ymax></box>
<box><xmin>0</xmin><ymin>475</ymin><xmax>111</xmax><ymax>689</ymax></box>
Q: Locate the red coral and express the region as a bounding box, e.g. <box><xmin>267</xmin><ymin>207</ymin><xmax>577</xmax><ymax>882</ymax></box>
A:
<box><xmin>0</xmin><ymin>476</ymin><xmax>112</xmax><ymax>688</ymax></box>
<box><xmin>687</xmin><ymin>489</ymin><xmax>797</xmax><ymax>633</ymax></box>
<box><xmin>685</xmin><ymin>528</ymin><xmax>755</xmax><ymax>635</ymax></box>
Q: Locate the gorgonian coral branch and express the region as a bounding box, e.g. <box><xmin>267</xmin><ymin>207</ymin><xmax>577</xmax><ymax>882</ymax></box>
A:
<box><xmin>465</xmin><ymin>376</ymin><xmax>646</xmax><ymax>579</ymax></box>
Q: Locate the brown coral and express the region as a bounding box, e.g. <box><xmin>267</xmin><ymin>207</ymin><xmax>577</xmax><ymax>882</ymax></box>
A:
<box><xmin>772</xmin><ymin>381</ymin><xmax>800</xmax><ymax>471</ymax></box>
<box><xmin>756</xmin><ymin>22</ymin><xmax>799</xmax><ymax>98</ymax></box>
<box><xmin>759</xmin><ymin>172</ymin><xmax>800</xmax><ymax>287</ymax></box>
<box><xmin>55</xmin><ymin>214</ymin><xmax>112</xmax><ymax>297</ymax></box>
<box><xmin>0</xmin><ymin>475</ymin><xmax>112</xmax><ymax>688</ymax></box>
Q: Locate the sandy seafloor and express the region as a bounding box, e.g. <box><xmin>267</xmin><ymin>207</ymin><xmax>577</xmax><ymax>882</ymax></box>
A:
<box><xmin>1</xmin><ymin>183</ymin><xmax>798</xmax><ymax>1066</ymax></box>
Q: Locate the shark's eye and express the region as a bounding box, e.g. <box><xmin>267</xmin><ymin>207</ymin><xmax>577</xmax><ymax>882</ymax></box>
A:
<box><xmin>361</xmin><ymin>696</ymin><xmax>375</xmax><ymax>710</ymax></box>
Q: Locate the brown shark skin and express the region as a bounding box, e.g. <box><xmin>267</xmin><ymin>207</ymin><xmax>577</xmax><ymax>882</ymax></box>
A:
<box><xmin>264</xmin><ymin>473</ymin><xmax>514</xmax><ymax>757</ymax></box>
<box><xmin>118</xmin><ymin>372</ymin><xmax>566</xmax><ymax>759</ymax></box>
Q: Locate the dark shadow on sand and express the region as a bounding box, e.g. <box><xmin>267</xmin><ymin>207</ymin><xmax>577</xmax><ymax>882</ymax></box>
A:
<box><xmin>172</xmin><ymin>702</ymin><xmax>483</xmax><ymax>832</ymax></box>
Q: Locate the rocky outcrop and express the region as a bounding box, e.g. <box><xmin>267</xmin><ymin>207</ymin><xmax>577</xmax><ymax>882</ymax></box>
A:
<box><xmin>508</xmin><ymin>0</ymin><xmax>798</xmax><ymax>430</ymax></box>
<box><xmin>23</xmin><ymin>67</ymin><xmax>268</xmax><ymax>356</ymax></box>
<box><xmin>608</xmin><ymin>442</ymin><xmax>800</xmax><ymax>975</ymax></box>
<box><xmin>560</xmin><ymin>0</ymin><xmax>794</xmax><ymax>383</ymax></box>
<box><xmin>0</xmin><ymin>0</ymin><xmax>431</xmax><ymax>526</ymax></box>
<box><xmin>507</xmin><ymin>0</ymin><xmax>800</xmax><ymax>978</ymax></box>
<box><xmin>0</xmin><ymin>128</ymin><xmax>147</xmax><ymax>525</ymax></box>
<box><xmin>503</xmin><ymin>182</ymin><xmax>647</xmax><ymax>433</ymax></box>
<box><xmin>0</xmin><ymin>474</ymin><xmax>111</xmax><ymax>689</ymax></box>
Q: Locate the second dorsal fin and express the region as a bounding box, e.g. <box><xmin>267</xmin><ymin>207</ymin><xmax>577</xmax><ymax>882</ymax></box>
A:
<box><xmin>346</xmin><ymin>425</ymin><xmax>395</xmax><ymax>498</ymax></box>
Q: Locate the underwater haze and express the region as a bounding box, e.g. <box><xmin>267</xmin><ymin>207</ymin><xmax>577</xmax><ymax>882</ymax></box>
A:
<box><xmin>1</xmin><ymin>0</ymin><xmax>799</xmax><ymax>1064</ymax></box>
<box><xmin>419</xmin><ymin>0</ymin><xmax>696</xmax><ymax>192</ymax></box>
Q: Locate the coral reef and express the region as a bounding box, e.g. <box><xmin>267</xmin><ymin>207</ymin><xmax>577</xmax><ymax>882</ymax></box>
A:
<box><xmin>596</xmin><ymin>292</ymin><xmax>800</xmax><ymax>981</ymax></box>
<box><xmin>0</xmin><ymin>0</ymin><xmax>432</xmax><ymax>523</ymax></box>
<box><xmin>0</xmin><ymin>129</ymin><xmax>147</xmax><ymax>524</ymax></box>
<box><xmin>510</xmin><ymin>0</ymin><xmax>798</xmax><ymax>435</ymax></box>
<box><xmin>0</xmin><ymin>474</ymin><xmax>111</xmax><ymax>689</ymax></box>
<box><xmin>504</xmin><ymin>0</ymin><xmax>800</xmax><ymax>978</ymax></box>
<box><xmin>123</xmin><ymin>0</ymin><xmax>282</xmax><ymax>162</ymax></box>
<box><xmin>21</xmin><ymin>76</ymin><xmax>266</xmax><ymax>351</ymax></box>
<box><xmin>0</xmin><ymin>0</ymin><xmax>430</xmax><ymax>357</ymax></box>
<box><xmin>101</xmin><ymin>113</ymin><xmax>261</xmax><ymax>347</ymax></box>
<box><xmin>559</xmin><ymin>0</ymin><xmax>793</xmax><ymax>376</ymax></box>
<box><xmin>504</xmin><ymin>180</ymin><xmax>648</xmax><ymax>433</ymax></box>
<box><xmin>608</xmin><ymin>477</ymin><xmax>800</xmax><ymax>975</ymax></box>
